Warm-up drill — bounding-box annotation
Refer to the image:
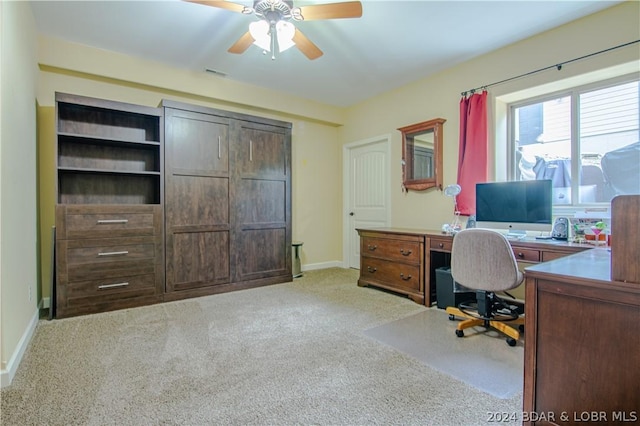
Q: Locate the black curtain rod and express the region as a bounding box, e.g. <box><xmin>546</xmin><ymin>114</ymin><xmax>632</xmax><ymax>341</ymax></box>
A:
<box><xmin>460</xmin><ymin>39</ymin><xmax>640</xmax><ymax>97</ymax></box>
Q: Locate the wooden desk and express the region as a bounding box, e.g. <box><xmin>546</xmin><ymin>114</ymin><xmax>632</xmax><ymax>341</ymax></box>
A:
<box><xmin>357</xmin><ymin>228</ymin><xmax>590</xmax><ymax>307</ymax></box>
<box><xmin>523</xmin><ymin>249</ymin><xmax>640</xmax><ymax>425</ymax></box>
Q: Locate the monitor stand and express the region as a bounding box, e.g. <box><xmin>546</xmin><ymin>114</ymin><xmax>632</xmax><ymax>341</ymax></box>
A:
<box><xmin>506</xmin><ymin>230</ymin><xmax>527</xmax><ymax>240</ymax></box>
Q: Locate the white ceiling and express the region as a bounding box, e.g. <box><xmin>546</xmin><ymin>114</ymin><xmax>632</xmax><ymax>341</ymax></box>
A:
<box><xmin>30</xmin><ymin>0</ymin><xmax>622</xmax><ymax>107</ymax></box>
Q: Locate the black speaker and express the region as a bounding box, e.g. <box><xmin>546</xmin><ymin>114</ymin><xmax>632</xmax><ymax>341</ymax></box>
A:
<box><xmin>551</xmin><ymin>217</ymin><xmax>569</xmax><ymax>240</ymax></box>
<box><xmin>466</xmin><ymin>215</ymin><xmax>476</xmax><ymax>229</ymax></box>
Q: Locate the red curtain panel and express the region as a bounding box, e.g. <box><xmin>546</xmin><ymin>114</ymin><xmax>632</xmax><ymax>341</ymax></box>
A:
<box><xmin>457</xmin><ymin>91</ymin><xmax>488</xmax><ymax>215</ymax></box>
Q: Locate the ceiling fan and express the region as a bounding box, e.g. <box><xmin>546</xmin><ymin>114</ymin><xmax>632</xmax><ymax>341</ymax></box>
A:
<box><xmin>186</xmin><ymin>0</ymin><xmax>363</xmax><ymax>60</ymax></box>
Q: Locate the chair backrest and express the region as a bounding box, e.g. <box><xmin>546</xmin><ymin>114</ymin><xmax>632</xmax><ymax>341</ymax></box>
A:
<box><xmin>450</xmin><ymin>229</ymin><xmax>524</xmax><ymax>292</ymax></box>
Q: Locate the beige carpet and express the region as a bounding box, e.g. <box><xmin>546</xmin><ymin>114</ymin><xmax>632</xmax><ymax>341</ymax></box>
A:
<box><xmin>1</xmin><ymin>268</ymin><xmax>522</xmax><ymax>425</ymax></box>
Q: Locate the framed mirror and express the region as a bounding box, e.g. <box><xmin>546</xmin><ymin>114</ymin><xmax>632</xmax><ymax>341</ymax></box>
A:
<box><xmin>399</xmin><ymin>118</ymin><xmax>446</xmax><ymax>191</ymax></box>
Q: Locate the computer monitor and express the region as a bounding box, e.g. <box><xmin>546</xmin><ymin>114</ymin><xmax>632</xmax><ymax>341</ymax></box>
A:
<box><xmin>475</xmin><ymin>179</ymin><xmax>553</xmax><ymax>235</ymax></box>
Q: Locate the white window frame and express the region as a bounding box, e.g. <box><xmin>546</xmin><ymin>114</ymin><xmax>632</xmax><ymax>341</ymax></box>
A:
<box><xmin>501</xmin><ymin>71</ymin><xmax>639</xmax><ymax>218</ymax></box>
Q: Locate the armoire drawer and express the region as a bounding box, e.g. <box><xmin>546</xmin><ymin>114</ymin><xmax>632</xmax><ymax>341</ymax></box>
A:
<box><xmin>58</xmin><ymin>237</ymin><xmax>158</xmax><ymax>281</ymax></box>
<box><xmin>56</xmin><ymin>205</ymin><xmax>159</xmax><ymax>240</ymax></box>
<box><xmin>361</xmin><ymin>237</ymin><xmax>421</xmax><ymax>264</ymax></box>
<box><xmin>65</xmin><ymin>274</ymin><xmax>157</xmax><ymax>301</ymax></box>
<box><xmin>360</xmin><ymin>257</ymin><xmax>421</xmax><ymax>292</ymax></box>
<box><xmin>64</xmin><ymin>238</ymin><xmax>156</xmax><ymax>264</ymax></box>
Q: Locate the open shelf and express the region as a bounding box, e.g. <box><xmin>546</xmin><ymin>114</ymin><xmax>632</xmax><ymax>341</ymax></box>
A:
<box><xmin>56</xmin><ymin>93</ymin><xmax>163</xmax><ymax>205</ymax></box>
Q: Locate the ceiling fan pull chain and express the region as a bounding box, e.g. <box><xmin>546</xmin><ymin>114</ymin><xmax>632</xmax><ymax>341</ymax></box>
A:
<box><xmin>270</xmin><ymin>23</ymin><xmax>277</xmax><ymax>60</ymax></box>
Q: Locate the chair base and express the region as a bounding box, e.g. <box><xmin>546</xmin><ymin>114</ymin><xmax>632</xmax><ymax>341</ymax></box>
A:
<box><xmin>445</xmin><ymin>306</ymin><xmax>525</xmax><ymax>345</ymax></box>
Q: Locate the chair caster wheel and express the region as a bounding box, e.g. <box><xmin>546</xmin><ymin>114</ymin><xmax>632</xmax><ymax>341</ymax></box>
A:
<box><xmin>455</xmin><ymin>329</ymin><xmax>464</xmax><ymax>338</ymax></box>
<box><xmin>507</xmin><ymin>337</ymin><xmax>517</xmax><ymax>347</ymax></box>
<box><xmin>449</xmin><ymin>314</ymin><xmax>455</xmax><ymax>321</ymax></box>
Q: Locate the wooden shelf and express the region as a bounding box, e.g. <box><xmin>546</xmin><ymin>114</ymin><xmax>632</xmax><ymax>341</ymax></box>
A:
<box><xmin>55</xmin><ymin>92</ymin><xmax>163</xmax><ymax>205</ymax></box>
<box><xmin>58</xmin><ymin>167</ymin><xmax>161</xmax><ymax>176</ymax></box>
<box><xmin>58</xmin><ymin>132</ymin><xmax>161</xmax><ymax>147</ymax></box>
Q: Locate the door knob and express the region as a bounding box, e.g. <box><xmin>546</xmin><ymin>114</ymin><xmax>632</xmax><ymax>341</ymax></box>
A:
<box><xmin>349</xmin><ymin>212</ymin><xmax>354</xmax><ymax>216</ymax></box>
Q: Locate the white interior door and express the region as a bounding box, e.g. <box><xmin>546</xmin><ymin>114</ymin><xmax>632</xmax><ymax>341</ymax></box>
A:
<box><xmin>343</xmin><ymin>136</ymin><xmax>391</xmax><ymax>269</ymax></box>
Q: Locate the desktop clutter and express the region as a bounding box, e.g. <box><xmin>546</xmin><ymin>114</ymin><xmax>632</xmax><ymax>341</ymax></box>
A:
<box><xmin>440</xmin><ymin>180</ymin><xmax>612</xmax><ymax>245</ymax></box>
<box><xmin>569</xmin><ymin>217</ymin><xmax>610</xmax><ymax>245</ymax></box>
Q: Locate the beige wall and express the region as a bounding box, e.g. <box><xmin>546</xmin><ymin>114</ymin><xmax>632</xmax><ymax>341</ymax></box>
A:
<box><xmin>341</xmin><ymin>1</ymin><xmax>640</xmax><ymax>232</ymax></box>
<box><xmin>0</xmin><ymin>0</ymin><xmax>39</xmax><ymax>381</ymax></box>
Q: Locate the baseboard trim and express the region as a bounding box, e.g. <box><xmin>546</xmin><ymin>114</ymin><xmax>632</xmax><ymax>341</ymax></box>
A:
<box><xmin>0</xmin><ymin>307</ymin><xmax>39</xmax><ymax>388</ymax></box>
<box><xmin>302</xmin><ymin>261</ymin><xmax>344</xmax><ymax>271</ymax></box>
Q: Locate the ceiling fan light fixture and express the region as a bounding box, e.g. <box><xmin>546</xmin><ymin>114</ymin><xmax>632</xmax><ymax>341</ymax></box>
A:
<box><xmin>249</xmin><ymin>19</ymin><xmax>295</xmax><ymax>55</ymax></box>
<box><xmin>188</xmin><ymin>0</ymin><xmax>363</xmax><ymax>60</ymax></box>
<box><xmin>275</xmin><ymin>21</ymin><xmax>295</xmax><ymax>52</ymax></box>
<box><xmin>249</xmin><ymin>20</ymin><xmax>271</xmax><ymax>51</ymax></box>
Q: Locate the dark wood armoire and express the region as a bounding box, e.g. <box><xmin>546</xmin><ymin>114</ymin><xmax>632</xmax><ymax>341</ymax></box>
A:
<box><xmin>162</xmin><ymin>100</ymin><xmax>292</xmax><ymax>301</ymax></box>
<box><xmin>54</xmin><ymin>94</ymin><xmax>292</xmax><ymax>318</ymax></box>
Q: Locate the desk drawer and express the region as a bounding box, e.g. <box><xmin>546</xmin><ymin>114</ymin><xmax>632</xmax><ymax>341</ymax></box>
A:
<box><xmin>542</xmin><ymin>250</ymin><xmax>572</xmax><ymax>262</ymax></box>
<box><xmin>430</xmin><ymin>238</ymin><xmax>452</xmax><ymax>252</ymax></box>
<box><xmin>361</xmin><ymin>237</ymin><xmax>420</xmax><ymax>263</ymax></box>
<box><xmin>360</xmin><ymin>257</ymin><xmax>421</xmax><ymax>292</ymax></box>
<box><xmin>512</xmin><ymin>247</ymin><xmax>540</xmax><ymax>262</ymax></box>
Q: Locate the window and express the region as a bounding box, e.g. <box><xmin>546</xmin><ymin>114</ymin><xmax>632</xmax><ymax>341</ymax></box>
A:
<box><xmin>509</xmin><ymin>77</ymin><xmax>639</xmax><ymax>206</ymax></box>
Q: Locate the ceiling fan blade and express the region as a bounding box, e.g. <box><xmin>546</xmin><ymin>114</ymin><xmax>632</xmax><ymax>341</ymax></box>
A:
<box><xmin>292</xmin><ymin>29</ymin><xmax>323</xmax><ymax>60</ymax></box>
<box><xmin>184</xmin><ymin>0</ymin><xmax>247</xmax><ymax>14</ymax></box>
<box><xmin>228</xmin><ymin>31</ymin><xmax>255</xmax><ymax>54</ymax></box>
<box><xmin>298</xmin><ymin>1</ymin><xmax>362</xmax><ymax>21</ymax></box>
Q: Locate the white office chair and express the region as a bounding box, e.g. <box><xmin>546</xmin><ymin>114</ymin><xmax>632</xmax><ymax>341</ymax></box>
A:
<box><xmin>445</xmin><ymin>228</ymin><xmax>525</xmax><ymax>346</ymax></box>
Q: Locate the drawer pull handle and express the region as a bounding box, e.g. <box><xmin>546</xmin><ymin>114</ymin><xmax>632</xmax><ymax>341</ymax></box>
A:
<box><xmin>98</xmin><ymin>282</ymin><xmax>129</xmax><ymax>290</ymax></box>
<box><xmin>367</xmin><ymin>266</ymin><xmax>377</xmax><ymax>273</ymax></box>
<box><xmin>97</xmin><ymin>219</ymin><xmax>128</xmax><ymax>224</ymax></box>
<box><xmin>400</xmin><ymin>273</ymin><xmax>412</xmax><ymax>281</ymax></box>
<box><xmin>98</xmin><ymin>251</ymin><xmax>129</xmax><ymax>257</ymax></box>
<box><xmin>400</xmin><ymin>249</ymin><xmax>412</xmax><ymax>256</ymax></box>
<box><xmin>438</xmin><ymin>243</ymin><xmax>444</xmax><ymax>248</ymax></box>
<box><xmin>367</xmin><ymin>245</ymin><xmax>377</xmax><ymax>251</ymax></box>
<box><xmin>517</xmin><ymin>252</ymin><xmax>525</xmax><ymax>258</ymax></box>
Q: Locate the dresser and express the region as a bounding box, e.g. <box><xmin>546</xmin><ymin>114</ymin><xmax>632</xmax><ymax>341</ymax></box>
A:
<box><xmin>55</xmin><ymin>204</ymin><xmax>164</xmax><ymax>318</ymax></box>
<box><xmin>357</xmin><ymin>229</ymin><xmax>425</xmax><ymax>304</ymax></box>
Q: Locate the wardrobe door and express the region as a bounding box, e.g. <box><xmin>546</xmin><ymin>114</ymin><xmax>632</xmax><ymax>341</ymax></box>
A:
<box><xmin>164</xmin><ymin>108</ymin><xmax>231</xmax><ymax>293</ymax></box>
<box><xmin>231</xmin><ymin>120</ymin><xmax>292</xmax><ymax>282</ymax></box>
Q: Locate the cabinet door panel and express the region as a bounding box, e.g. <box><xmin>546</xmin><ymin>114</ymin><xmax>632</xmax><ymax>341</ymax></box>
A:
<box><xmin>235</xmin><ymin>229</ymin><xmax>287</xmax><ymax>279</ymax></box>
<box><xmin>165</xmin><ymin>108</ymin><xmax>231</xmax><ymax>293</ymax></box>
<box><xmin>238</xmin><ymin>125</ymin><xmax>287</xmax><ymax>176</ymax></box>
<box><xmin>166</xmin><ymin>175</ymin><xmax>229</xmax><ymax>227</ymax></box>
<box><xmin>237</xmin><ymin>179</ymin><xmax>286</xmax><ymax>224</ymax></box>
<box><xmin>166</xmin><ymin>109</ymin><xmax>229</xmax><ymax>174</ymax></box>
<box><xmin>168</xmin><ymin>231</ymin><xmax>230</xmax><ymax>291</ymax></box>
<box><xmin>232</xmin><ymin>120</ymin><xmax>291</xmax><ymax>282</ymax></box>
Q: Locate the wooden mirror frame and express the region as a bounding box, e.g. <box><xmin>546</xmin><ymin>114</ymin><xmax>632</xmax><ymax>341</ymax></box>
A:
<box><xmin>399</xmin><ymin>118</ymin><xmax>446</xmax><ymax>191</ymax></box>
